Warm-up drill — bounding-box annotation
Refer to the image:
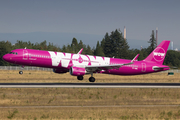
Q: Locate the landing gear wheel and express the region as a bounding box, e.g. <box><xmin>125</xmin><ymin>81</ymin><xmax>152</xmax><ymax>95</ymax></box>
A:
<box><xmin>19</xmin><ymin>65</ymin><xmax>24</xmax><ymax>75</ymax></box>
<box><xmin>89</xmin><ymin>77</ymin><xmax>95</xmax><ymax>82</ymax></box>
<box><xmin>77</xmin><ymin>76</ymin><xmax>83</xmax><ymax>80</ymax></box>
<box><xmin>19</xmin><ymin>71</ymin><xmax>23</xmax><ymax>75</ymax></box>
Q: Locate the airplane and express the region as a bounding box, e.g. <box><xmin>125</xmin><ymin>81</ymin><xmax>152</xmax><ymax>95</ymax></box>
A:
<box><xmin>3</xmin><ymin>40</ymin><xmax>170</xmax><ymax>82</ymax></box>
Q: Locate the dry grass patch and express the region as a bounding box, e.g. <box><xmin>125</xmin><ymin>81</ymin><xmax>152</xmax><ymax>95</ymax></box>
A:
<box><xmin>0</xmin><ymin>88</ymin><xmax>180</xmax><ymax>106</ymax></box>
<box><xmin>0</xmin><ymin>70</ymin><xmax>179</xmax><ymax>83</ymax></box>
<box><xmin>0</xmin><ymin>70</ymin><xmax>180</xmax><ymax>119</ymax></box>
<box><xmin>0</xmin><ymin>107</ymin><xmax>180</xmax><ymax>119</ymax></box>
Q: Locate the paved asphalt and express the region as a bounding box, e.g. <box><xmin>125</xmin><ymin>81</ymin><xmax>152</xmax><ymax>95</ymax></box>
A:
<box><xmin>0</xmin><ymin>83</ymin><xmax>180</xmax><ymax>88</ymax></box>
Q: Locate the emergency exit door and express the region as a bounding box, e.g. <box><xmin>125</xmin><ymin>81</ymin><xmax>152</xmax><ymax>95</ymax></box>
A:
<box><xmin>142</xmin><ymin>63</ymin><xmax>146</xmax><ymax>72</ymax></box>
<box><xmin>23</xmin><ymin>50</ymin><xmax>28</xmax><ymax>60</ymax></box>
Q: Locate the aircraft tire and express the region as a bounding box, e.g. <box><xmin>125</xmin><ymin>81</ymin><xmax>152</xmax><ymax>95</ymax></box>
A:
<box><xmin>89</xmin><ymin>77</ymin><xmax>95</xmax><ymax>82</ymax></box>
<box><xmin>19</xmin><ymin>71</ymin><xmax>23</xmax><ymax>75</ymax></box>
<box><xmin>77</xmin><ymin>76</ymin><xmax>83</xmax><ymax>80</ymax></box>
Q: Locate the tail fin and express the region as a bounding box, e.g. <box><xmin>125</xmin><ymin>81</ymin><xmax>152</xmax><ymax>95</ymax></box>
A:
<box><xmin>144</xmin><ymin>40</ymin><xmax>170</xmax><ymax>65</ymax></box>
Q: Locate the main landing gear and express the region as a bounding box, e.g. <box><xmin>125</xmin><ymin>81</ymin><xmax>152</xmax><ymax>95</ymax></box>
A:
<box><xmin>89</xmin><ymin>73</ymin><xmax>95</xmax><ymax>82</ymax></box>
<box><xmin>89</xmin><ymin>77</ymin><xmax>95</xmax><ymax>82</ymax></box>
<box><xmin>77</xmin><ymin>76</ymin><xmax>83</xmax><ymax>80</ymax></box>
<box><xmin>76</xmin><ymin>73</ymin><xmax>96</xmax><ymax>82</ymax></box>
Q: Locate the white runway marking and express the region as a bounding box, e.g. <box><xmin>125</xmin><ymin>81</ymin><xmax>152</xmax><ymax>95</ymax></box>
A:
<box><xmin>0</xmin><ymin>83</ymin><xmax>180</xmax><ymax>88</ymax></box>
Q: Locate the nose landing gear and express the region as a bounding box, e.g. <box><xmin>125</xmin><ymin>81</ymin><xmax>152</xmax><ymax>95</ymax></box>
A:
<box><xmin>19</xmin><ymin>71</ymin><xmax>23</xmax><ymax>74</ymax></box>
<box><xmin>19</xmin><ymin>66</ymin><xmax>24</xmax><ymax>75</ymax></box>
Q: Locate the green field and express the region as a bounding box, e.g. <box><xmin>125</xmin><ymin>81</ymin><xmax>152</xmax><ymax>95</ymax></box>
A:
<box><xmin>0</xmin><ymin>70</ymin><xmax>180</xmax><ymax>119</ymax></box>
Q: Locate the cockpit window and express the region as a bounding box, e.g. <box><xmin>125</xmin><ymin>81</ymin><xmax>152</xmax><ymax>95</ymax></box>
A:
<box><xmin>9</xmin><ymin>52</ymin><xmax>18</xmax><ymax>55</ymax></box>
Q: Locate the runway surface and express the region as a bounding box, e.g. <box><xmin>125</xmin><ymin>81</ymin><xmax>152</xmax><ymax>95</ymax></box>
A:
<box><xmin>0</xmin><ymin>83</ymin><xmax>180</xmax><ymax>88</ymax></box>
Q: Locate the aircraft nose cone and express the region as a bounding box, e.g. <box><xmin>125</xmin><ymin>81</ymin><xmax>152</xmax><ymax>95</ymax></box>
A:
<box><xmin>3</xmin><ymin>55</ymin><xmax>7</xmax><ymax>61</ymax></box>
<box><xmin>3</xmin><ymin>54</ymin><xmax>11</xmax><ymax>62</ymax></box>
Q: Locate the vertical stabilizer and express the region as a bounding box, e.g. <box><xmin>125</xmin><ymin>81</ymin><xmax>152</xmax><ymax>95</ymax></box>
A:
<box><xmin>144</xmin><ymin>40</ymin><xmax>170</xmax><ymax>65</ymax></box>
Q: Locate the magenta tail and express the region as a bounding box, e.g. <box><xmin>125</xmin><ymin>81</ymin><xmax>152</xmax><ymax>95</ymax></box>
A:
<box><xmin>144</xmin><ymin>40</ymin><xmax>170</xmax><ymax>65</ymax></box>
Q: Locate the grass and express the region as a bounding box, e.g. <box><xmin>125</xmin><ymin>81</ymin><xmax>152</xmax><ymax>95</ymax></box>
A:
<box><xmin>1</xmin><ymin>107</ymin><xmax>180</xmax><ymax>119</ymax></box>
<box><xmin>0</xmin><ymin>88</ymin><xmax>180</xmax><ymax>106</ymax></box>
<box><xmin>0</xmin><ymin>70</ymin><xmax>180</xmax><ymax>119</ymax></box>
<box><xmin>7</xmin><ymin>109</ymin><xmax>18</xmax><ymax>119</ymax></box>
<box><xmin>0</xmin><ymin>70</ymin><xmax>179</xmax><ymax>83</ymax></box>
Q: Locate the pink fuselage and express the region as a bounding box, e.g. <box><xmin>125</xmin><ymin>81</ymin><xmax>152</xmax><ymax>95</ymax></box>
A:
<box><xmin>3</xmin><ymin>49</ymin><xmax>169</xmax><ymax>75</ymax></box>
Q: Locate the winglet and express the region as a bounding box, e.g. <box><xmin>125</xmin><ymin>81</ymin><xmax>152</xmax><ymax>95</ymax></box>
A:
<box><xmin>131</xmin><ymin>54</ymin><xmax>139</xmax><ymax>63</ymax></box>
<box><xmin>77</xmin><ymin>48</ymin><xmax>83</xmax><ymax>54</ymax></box>
<box><xmin>123</xmin><ymin>54</ymin><xmax>139</xmax><ymax>66</ymax></box>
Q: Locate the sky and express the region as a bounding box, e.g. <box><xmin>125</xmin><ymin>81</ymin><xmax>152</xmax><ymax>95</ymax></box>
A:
<box><xmin>0</xmin><ymin>0</ymin><xmax>180</xmax><ymax>50</ymax></box>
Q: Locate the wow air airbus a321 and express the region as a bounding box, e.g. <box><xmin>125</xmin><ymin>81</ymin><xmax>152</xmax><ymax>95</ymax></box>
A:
<box><xmin>3</xmin><ymin>40</ymin><xmax>170</xmax><ymax>82</ymax></box>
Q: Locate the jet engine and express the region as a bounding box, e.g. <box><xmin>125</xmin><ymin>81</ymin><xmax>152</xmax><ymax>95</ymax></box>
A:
<box><xmin>53</xmin><ymin>68</ymin><xmax>68</xmax><ymax>74</ymax></box>
<box><xmin>70</xmin><ymin>66</ymin><xmax>86</xmax><ymax>76</ymax></box>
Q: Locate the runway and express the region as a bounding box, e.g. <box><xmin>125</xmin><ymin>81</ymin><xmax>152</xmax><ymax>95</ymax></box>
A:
<box><xmin>0</xmin><ymin>83</ymin><xmax>180</xmax><ymax>88</ymax></box>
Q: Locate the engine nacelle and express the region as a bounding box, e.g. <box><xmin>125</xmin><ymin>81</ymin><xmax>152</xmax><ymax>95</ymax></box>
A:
<box><xmin>53</xmin><ymin>68</ymin><xmax>67</xmax><ymax>74</ymax></box>
<box><xmin>70</xmin><ymin>66</ymin><xmax>86</xmax><ymax>76</ymax></box>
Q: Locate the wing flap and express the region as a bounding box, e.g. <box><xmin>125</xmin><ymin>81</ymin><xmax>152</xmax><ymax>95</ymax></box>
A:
<box><xmin>85</xmin><ymin>54</ymin><xmax>139</xmax><ymax>72</ymax></box>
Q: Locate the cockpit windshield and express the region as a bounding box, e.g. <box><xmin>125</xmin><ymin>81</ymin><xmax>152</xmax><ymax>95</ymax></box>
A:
<box><xmin>9</xmin><ymin>52</ymin><xmax>18</xmax><ymax>55</ymax></box>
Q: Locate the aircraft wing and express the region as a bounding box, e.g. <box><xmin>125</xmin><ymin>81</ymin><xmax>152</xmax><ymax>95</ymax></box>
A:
<box><xmin>85</xmin><ymin>62</ymin><xmax>133</xmax><ymax>72</ymax></box>
<box><xmin>85</xmin><ymin>54</ymin><xmax>139</xmax><ymax>72</ymax></box>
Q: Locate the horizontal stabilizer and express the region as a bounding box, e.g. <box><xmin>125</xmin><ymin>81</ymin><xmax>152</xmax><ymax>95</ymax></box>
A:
<box><xmin>170</xmin><ymin>66</ymin><xmax>178</xmax><ymax>69</ymax></box>
<box><xmin>153</xmin><ymin>67</ymin><xmax>169</xmax><ymax>70</ymax></box>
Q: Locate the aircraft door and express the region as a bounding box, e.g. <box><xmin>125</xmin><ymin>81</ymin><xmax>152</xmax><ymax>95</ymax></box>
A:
<box><xmin>23</xmin><ymin>50</ymin><xmax>28</xmax><ymax>60</ymax></box>
<box><xmin>142</xmin><ymin>63</ymin><xmax>146</xmax><ymax>72</ymax></box>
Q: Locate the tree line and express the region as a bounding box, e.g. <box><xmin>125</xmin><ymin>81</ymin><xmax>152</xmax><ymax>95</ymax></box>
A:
<box><xmin>0</xmin><ymin>29</ymin><xmax>180</xmax><ymax>68</ymax></box>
